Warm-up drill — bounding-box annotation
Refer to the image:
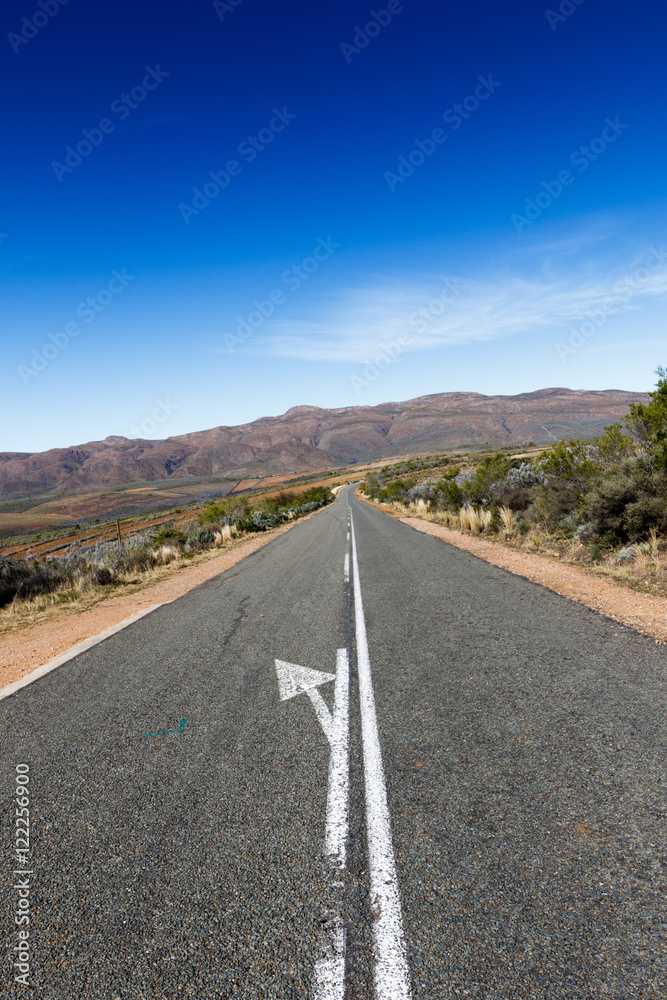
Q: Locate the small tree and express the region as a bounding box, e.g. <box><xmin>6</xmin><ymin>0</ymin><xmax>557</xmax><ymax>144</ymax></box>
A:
<box><xmin>595</xmin><ymin>422</ymin><xmax>635</xmax><ymax>471</ymax></box>
<box><xmin>626</xmin><ymin>367</ymin><xmax>667</xmax><ymax>471</ymax></box>
<box><xmin>539</xmin><ymin>438</ymin><xmax>599</xmax><ymax>481</ymax></box>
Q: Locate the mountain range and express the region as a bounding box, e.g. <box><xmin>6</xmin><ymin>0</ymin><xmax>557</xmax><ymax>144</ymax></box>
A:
<box><xmin>1</xmin><ymin>388</ymin><xmax>646</xmax><ymax>498</ymax></box>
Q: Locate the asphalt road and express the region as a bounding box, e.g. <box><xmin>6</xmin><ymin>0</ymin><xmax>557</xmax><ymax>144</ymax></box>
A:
<box><xmin>1</xmin><ymin>487</ymin><xmax>665</xmax><ymax>999</ymax></box>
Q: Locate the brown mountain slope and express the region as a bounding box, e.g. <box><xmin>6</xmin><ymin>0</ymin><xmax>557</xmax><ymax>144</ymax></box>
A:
<box><xmin>0</xmin><ymin>388</ymin><xmax>647</xmax><ymax>499</ymax></box>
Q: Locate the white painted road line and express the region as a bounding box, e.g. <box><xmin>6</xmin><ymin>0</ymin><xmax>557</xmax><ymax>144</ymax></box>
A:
<box><xmin>315</xmin><ymin>647</ymin><xmax>350</xmax><ymax>1000</ymax></box>
<box><xmin>314</xmin><ymin>922</ymin><xmax>346</xmax><ymax>1000</ymax></box>
<box><xmin>325</xmin><ymin>648</ymin><xmax>350</xmax><ymax>867</ymax></box>
<box><xmin>350</xmin><ymin>511</ymin><xmax>412</xmax><ymax>1000</ymax></box>
<box><xmin>0</xmin><ymin>605</ymin><xmax>163</xmax><ymax>702</ymax></box>
<box><xmin>344</xmin><ymin>552</ymin><xmax>350</xmax><ymax>583</ymax></box>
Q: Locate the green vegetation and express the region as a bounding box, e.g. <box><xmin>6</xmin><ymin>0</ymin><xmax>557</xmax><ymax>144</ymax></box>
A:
<box><xmin>198</xmin><ymin>496</ymin><xmax>252</xmax><ymax>527</ymax></box>
<box><xmin>362</xmin><ymin>369</ymin><xmax>667</xmax><ymax>589</ymax></box>
<box><xmin>626</xmin><ymin>365</ymin><xmax>667</xmax><ymax>470</ymax></box>
<box><xmin>150</xmin><ymin>525</ymin><xmax>187</xmax><ymax>549</ymax></box>
<box><xmin>0</xmin><ymin>485</ymin><xmax>335</xmax><ymax>614</ymax></box>
<box><xmin>198</xmin><ymin>486</ymin><xmax>334</xmax><ymax>533</ymax></box>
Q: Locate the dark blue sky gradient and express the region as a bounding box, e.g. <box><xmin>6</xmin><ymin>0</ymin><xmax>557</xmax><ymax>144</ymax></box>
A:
<box><xmin>2</xmin><ymin>0</ymin><xmax>665</xmax><ymax>450</ymax></box>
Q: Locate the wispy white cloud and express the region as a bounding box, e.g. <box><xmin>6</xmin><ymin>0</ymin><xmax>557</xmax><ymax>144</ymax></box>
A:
<box><xmin>258</xmin><ymin>242</ymin><xmax>667</xmax><ymax>363</ymax></box>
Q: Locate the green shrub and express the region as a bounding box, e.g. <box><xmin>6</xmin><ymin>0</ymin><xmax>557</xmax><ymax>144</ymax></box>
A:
<box><xmin>532</xmin><ymin>480</ymin><xmax>588</xmax><ymax>531</ymax></box>
<box><xmin>186</xmin><ymin>527</ymin><xmax>215</xmax><ymax>550</ymax></box>
<box><xmin>539</xmin><ymin>438</ymin><xmax>599</xmax><ymax>481</ymax></box>
<box><xmin>585</xmin><ymin>457</ymin><xmax>667</xmax><ymax>544</ymax></box>
<box><xmin>150</xmin><ymin>526</ymin><xmax>186</xmax><ymax>549</ymax></box>
<box><xmin>0</xmin><ymin>558</ymin><xmax>73</xmax><ymax>608</ymax></box>
<box><xmin>198</xmin><ymin>496</ymin><xmax>252</xmax><ymax>527</ymax></box>
<box><xmin>596</xmin><ymin>422</ymin><xmax>635</xmax><ymax>470</ymax></box>
<box><xmin>434</xmin><ymin>478</ymin><xmax>463</xmax><ymax>511</ymax></box>
<box><xmin>626</xmin><ymin>366</ymin><xmax>667</xmax><ymax>470</ymax></box>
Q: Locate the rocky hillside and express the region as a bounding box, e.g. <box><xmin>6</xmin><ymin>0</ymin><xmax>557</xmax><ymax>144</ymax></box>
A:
<box><xmin>0</xmin><ymin>388</ymin><xmax>647</xmax><ymax>498</ymax></box>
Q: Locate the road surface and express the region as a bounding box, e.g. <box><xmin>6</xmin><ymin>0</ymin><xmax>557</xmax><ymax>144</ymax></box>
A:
<box><xmin>2</xmin><ymin>488</ymin><xmax>665</xmax><ymax>998</ymax></box>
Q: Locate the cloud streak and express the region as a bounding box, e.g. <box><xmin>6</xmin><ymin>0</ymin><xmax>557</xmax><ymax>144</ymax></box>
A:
<box><xmin>258</xmin><ymin>245</ymin><xmax>667</xmax><ymax>363</ymax></box>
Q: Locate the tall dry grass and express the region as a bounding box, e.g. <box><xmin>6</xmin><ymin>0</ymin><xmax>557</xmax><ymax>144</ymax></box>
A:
<box><xmin>406</xmin><ymin>498</ymin><xmax>430</xmax><ymax>516</ymax></box>
<box><xmin>648</xmin><ymin>527</ymin><xmax>659</xmax><ymax>557</ymax></box>
<box><xmin>500</xmin><ymin>506</ymin><xmax>515</xmax><ymax>537</ymax></box>
<box><xmin>156</xmin><ymin>544</ymin><xmax>180</xmax><ymax>564</ymax></box>
<box><xmin>440</xmin><ymin>511</ymin><xmax>459</xmax><ymax>528</ymax></box>
<box><xmin>213</xmin><ymin>524</ymin><xmax>235</xmax><ymax>545</ymax></box>
<box><xmin>459</xmin><ymin>506</ymin><xmax>482</xmax><ymax>533</ymax></box>
<box><xmin>479</xmin><ymin>509</ymin><xmax>493</xmax><ymax>531</ymax></box>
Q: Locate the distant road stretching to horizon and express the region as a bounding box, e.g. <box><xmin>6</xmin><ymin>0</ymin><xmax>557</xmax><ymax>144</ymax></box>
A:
<box><xmin>2</xmin><ymin>488</ymin><xmax>664</xmax><ymax>998</ymax></box>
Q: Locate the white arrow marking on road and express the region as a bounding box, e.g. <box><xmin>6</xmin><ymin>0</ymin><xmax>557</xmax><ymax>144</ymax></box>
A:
<box><xmin>275</xmin><ymin>660</ymin><xmax>335</xmax><ymax>702</ymax></box>
<box><xmin>275</xmin><ymin>650</ymin><xmax>350</xmax><ymax>999</ymax></box>
<box><xmin>314</xmin><ymin>648</ymin><xmax>350</xmax><ymax>1000</ymax></box>
<box><xmin>275</xmin><ymin>659</ymin><xmax>336</xmax><ymax>745</ymax></box>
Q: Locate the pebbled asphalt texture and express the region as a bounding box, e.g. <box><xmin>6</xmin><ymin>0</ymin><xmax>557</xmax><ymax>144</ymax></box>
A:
<box><xmin>1</xmin><ymin>487</ymin><xmax>665</xmax><ymax>998</ymax></box>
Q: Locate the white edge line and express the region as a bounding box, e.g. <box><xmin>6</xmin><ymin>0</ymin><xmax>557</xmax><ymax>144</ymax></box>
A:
<box><xmin>314</xmin><ymin>948</ymin><xmax>346</xmax><ymax>1000</ymax></box>
<box><xmin>325</xmin><ymin>648</ymin><xmax>350</xmax><ymax>866</ymax></box>
<box><xmin>0</xmin><ymin>604</ymin><xmax>163</xmax><ymax>702</ymax></box>
<box><xmin>350</xmin><ymin>511</ymin><xmax>412</xmax><ymax>1000</ymax></box>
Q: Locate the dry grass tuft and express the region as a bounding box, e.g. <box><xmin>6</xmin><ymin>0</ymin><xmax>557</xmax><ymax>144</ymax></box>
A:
<box><xmin>479</xmin><ymin>509</ymin><xmax>493</xmax><ymax>531</ymax></box>
<box><xmin>157</xmin><ymin>544</ymin><xmax>180</xmax><ymax>564</ymax></box>
<box><xmin>648</xmin><ymin>527</ymin><xmax>659</xmax><ymax>557</ymax></box>
<box><xmin>500</xmin><ymin>506</ymin><xmax>515</xmax><ymax>537</ymax></box>
<box><xmin>441</xmin><ymin>511</ymin><xmax>459</xmax><ymax>528</ymax></box>
<box><xmin>459</xmin><ymin>506</ymin><xmax>482</xmax><ymax>533</ymax></box>
<box><xmin>213</xmin><ymin>525</ymin><xmax>235</xmax><ymax>546</ymax></box>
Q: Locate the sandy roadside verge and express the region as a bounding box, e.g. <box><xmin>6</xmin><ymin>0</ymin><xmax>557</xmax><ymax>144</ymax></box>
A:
<box><xmin>0</xmin><ymin>519</ymin><xmax>298</xmax><ymax>689</ymax></box>
<box><xmin>358</xmin><ymin>495</ymin><xmax>667</xmax><ymax>645</ymax></box>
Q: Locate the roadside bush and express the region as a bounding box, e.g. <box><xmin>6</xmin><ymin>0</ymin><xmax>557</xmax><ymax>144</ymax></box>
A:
<box><xmin>252</xmin><ymin>510</ymin><xmax>283</xmax><ymax>530</ymax></box>
<box><xmin>434</xmin><ymin>478</ymin><xmax>464</xmax><ymax>511</ymax></box>
<box><xmin>499</xmin><ymin>506</ymin><xmax>515</xmax><ymax>537</ymax></box>
<box><xmin>625</xmin><ymin>366</ymin><xmax>667</xmax><ymax>470</ymax></box>
<box><xmin>538</xmin><ymin>438</ymin><xmax>599</xmax><ymax>481</ymax></box>
<box><xmin>502</xmin><ymin>485</ymin><xmax>535</xmax><ymax>511</ymax></box>
<box><xmin>0</xmin><ymin>558</ymin><xmax>73</xmax><ymax>607</ymax></box>
<box><xmin>585</xmin><ymin>457</ymin><xmax>667</xmax><ymax>544</ymax></box>
<box><xmin>506</xmin><ymin>462</ymin><xmax>544</xmax><ymax>489</ymax></box>
<box><xmin>156</xmin><ymin>545</ymin><xmax>180</xmax><ymax>565</ymax></box>
<box><xmin>186</xmin><ymin>527</ymin><xmax>215</xmax><ymax>551</ymax></box>
<box><xmin>466</xmin><ymin>454</ymin><xmax>511</xmax><ymax>505</ymax></box>
<box><xmin>151</xmin><ymin>526</ymin><xmax>187</xmax><ymax>549</ymax></box>
<box><xmin>532</xmin><ymin>480</ymin><xmax>589</xmax><ymax>531</ymax></box>
<box><xmin>198</xmin><ymin>496</ymin><xmax>252</xmax><ymax>528</ymax></box>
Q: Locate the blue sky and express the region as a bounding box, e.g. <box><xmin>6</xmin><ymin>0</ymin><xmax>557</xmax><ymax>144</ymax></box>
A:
<box><xmin>1</xmin><ymin>0</ymin><xmax>665</xmax><ymax>452</ymax></box>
